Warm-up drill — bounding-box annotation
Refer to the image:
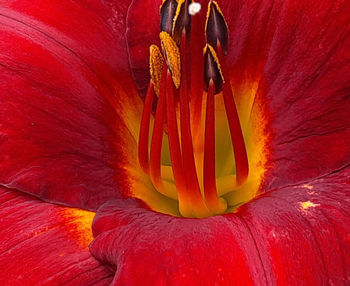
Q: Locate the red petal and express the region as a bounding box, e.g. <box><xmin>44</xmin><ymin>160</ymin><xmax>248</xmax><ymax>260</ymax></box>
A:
<box><xmin>127</xmin><ymin>0</ymin><xmax>160</xmax><ymax>95</ymax></box>
<box><xmin>219</xmin><ymin>0</ymin><xmax>350</xmax><ymax>189</ymax></box>
<box><xmin>0</xmin><ymin>186</ymin><xmax>113</xmax><ymax>285</ymax></box>
<box><xmin>0</xmin><ymin>0</ymin><xmax>143</xmax><ymax>210</ymax></box>
<box><xmin>90</xmin><ymin>167</ymin><xmax>350</xmax><ymax>285</ymax></box>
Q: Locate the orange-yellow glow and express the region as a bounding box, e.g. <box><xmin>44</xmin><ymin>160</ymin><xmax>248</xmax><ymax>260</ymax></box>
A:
<box><xmin>223</xmin><ymin>80</ymin><xmax>268</xmax><ymax>209</ymax></box>
<box><xmin>124</xmin><ymin>78</ymin><xmax>268</xmax><ymax>217</ymax></box>
<box><xmin>61</xmin><ymin>208</ymin><xmax>95</xmax><ymax>248</ymax></box>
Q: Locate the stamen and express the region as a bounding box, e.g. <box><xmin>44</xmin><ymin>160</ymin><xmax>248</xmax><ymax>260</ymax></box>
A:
<box><xmin>138</xmin><ymin>81</ymin><xmax>154</xmax><ymax>173</ymax></box>
<box><xmin>160</xmin><ymin>0</ymin><xmax>178</xmax><ymax>34</ymax></box>
<box><xmin>205</xmin><ymin>1</ymin><xmax>249</xmax><ymax>185</ymax></box>
<box><xmin>172</xmin><ymin>0</ymin><xmax>191</xmax><ymax>43</ymax></box>
<box><xmin>179</xmin><ymin>31</ymin><xmax>202</xmax><ymax>209</ymax></box>
<box><xmin>165</xmin><ymin>70</ymin><xmax>191</xmax><ymax>215</ymax></box>
<box><xmin>189</xmin><ymin>9</ymin><xmax>205</xmax><ymax>139</ymax></box>
<box><xmin>205</xmin><ymin>1</ymin><xmax>229</xmax><ymax>55</ymax></box>
<box><xmin>139</xmin><ymin>46</ymin><xmax>164</xmax><ymax>173</ymax></box>
<box><xmin>165</xmin><ymin>70</ymin><xmax>184</xmax><ymax>190</ymax></box>
<box><xmin>204</xmin><ymin>80</ymin><xmax>216</xmax><ymax>199</ymax></box>
<box><xmin>203</xmin><ymin>44</ymin><xmax>224</xmax><ymax>93</ymax></box>
<box><xmin>159</xmin><ymin>32</ymin><xmax>181</xmax><ymax>88</ymax></box>
<box><xmin>149</xmin><ymin>64</ymin><xmax>167</xmax><ymax>190</ymax></box>
<box><xmin>203</xmin><ymin>48</ymin><xmax>227</xmax><ymax>214</ymax></box>
<box><xmin>149</xmin><ymin>45</ymin><xmax>164</xmax><ymax>96</ymax></box>
<box><xmin>218</xmin><ymin>43</ymin><xmax>249</xmax><ymax>185</ymax></box>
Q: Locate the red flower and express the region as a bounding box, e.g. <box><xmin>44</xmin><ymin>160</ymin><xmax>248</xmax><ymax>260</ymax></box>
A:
<box><xmin>0</xmin><ymin>0</ymin><xmax>349</xmax><ymax>285</ymax></box>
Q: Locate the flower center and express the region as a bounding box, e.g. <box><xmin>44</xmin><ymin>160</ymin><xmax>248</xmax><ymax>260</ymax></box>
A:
<box><xmin>137</xmin><ymin>0</ymin><xmax>261</xmax><ymax>218</ymax></box>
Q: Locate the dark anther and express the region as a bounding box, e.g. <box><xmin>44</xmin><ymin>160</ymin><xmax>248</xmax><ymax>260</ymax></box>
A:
<box><xmin>172</xmin><ymin>0</ymin><xmax>192</xmax><ymax>44</ymax></box>
<box><xmin>204</xmin><ymin>45</ymin><xmax>224</xmax><ymax>94</ymax></box>
<box><xmin>160</xmin><ymin>0</ymin><xmax>178</xmax><ymax>34</ymax></box>
<box><xmin>205</xmin><ymin>1</ymin><xmax>228</xmax><ymax>55</ymax></box>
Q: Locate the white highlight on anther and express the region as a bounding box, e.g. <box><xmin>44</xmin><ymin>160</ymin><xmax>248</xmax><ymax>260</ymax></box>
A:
<box><xmin>189</xmin><ymin>2</ymin><xmax>201</xmax><ymax>15</ymax></box>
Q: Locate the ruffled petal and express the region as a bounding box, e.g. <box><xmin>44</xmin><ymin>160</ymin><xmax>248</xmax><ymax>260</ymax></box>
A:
<box><xmin>0</xmin><ymin>0</ymin><xmax>144</xmax><ymax>210</ymax></box>
<box><xmin>90</xmin><ymin>167</ymin><xmax>350</xmax><ymax>285</ymax></box>
<box><xmin>0</xmin><ymin>186</ymin><xmax>113</xmax><ymax>285</ymax></box>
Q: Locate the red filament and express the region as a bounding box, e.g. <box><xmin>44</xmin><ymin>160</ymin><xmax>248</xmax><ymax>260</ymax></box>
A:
<box><xmin>138</xmin><ymin>82</ymin><xmax>155</xmax><ymax>173</ymax></box>
<box><xmin>165</xmin><ymin>70</ymin><xmax>186</xmax><ymax>192</ymax></box>
<box><xmin>179</xmin><ymin>31</ymin><xmax>202</xmax><ymax>199</ymax></box>
<box><xmin>218</xmin><ymin>44</ymin><xmax>249</xmax><ymax>185</ymax></box>
<box><xmin>203</xmin><ymin>80</ymin><xmax>220</xmax><ymax>208</ymax></box>
<box><xmin>149</xmin><ymin>64</ymin><xmax>167</xmax><ymax>187</ymax></box>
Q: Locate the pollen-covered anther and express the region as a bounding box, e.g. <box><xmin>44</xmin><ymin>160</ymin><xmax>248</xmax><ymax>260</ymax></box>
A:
<box><xmin>205</xmin><ymin>1</ymin><xmax>229</xmax><ymax>54</ymax></box>
<box><xmin>172</xmin><ymin>0</ymin><xmax>191</xmax><ymax>42</ymax></box>
<box><xmin>160</xmin><ymin>32</ymin><xmax>181</xmax><ymax>88</ymax></box>
<box><xmin>204</xmin><ymin>44</ymin><xmax>224</xmax><ymax>94</ymax></box>
<box><xmin>149</xmin><ymin>45</ymin><xmax>164</xmax><ymax>96</ymax></box>
<box><xmin>160</xmin><ymin>0</ymin><xmax>178</xmax><ymax>34</ymax></box>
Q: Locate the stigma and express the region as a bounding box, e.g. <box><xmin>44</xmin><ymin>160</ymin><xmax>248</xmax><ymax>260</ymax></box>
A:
<box><xmin>138</xmin><ymin>0</ymin><xmax>249</xmax><ymax>218</ymax></box>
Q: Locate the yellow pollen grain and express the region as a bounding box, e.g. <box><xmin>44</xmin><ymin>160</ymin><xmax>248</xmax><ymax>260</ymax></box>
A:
<box><xmin>160</xmin><ymin>31</ymin><xmax>181</xmax><ymax>88</ymax></box>
<box><xmin>204</xmin><ymin>44</ymin><xmax>225</xmax><ymax>83</ymax></box>
<box><xmin>205</xmin><ymin>1</ymin><xmax>228</xmax><ymax>36</ymax></box>
<box><xmin>299</xmin><ymin>201</ymin><xmax>320</xmax><ymax>210</ymax></box>
<box><xmin>150</xmin><ymin>45</ymin><xmax>164</xmax><ymax>96</ymax></box>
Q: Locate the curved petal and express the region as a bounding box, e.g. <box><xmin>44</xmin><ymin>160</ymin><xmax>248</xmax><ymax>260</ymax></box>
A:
<box><xmin>126</xmin><ymin>0</ymin><xmax>350</xmax><ymax>188</ymax></box>
<box><xmin>0</xmin><ymin>0</ymin><xmax>144</xmax><ymax>210</ymax></box>
<box><xmin>126</xmin><ymin>0</ymin><xmax>160</xmax><ymax>95</ymax></box>
<box><xmin>221</xmin><ymin>0</ymin><xmax>350</xmax><ymax>189</ymax></box>
<box><xmin>90</xmin><ymin>167</ymin><xmax>350</xmax><ymax>285</ymax></box>
<box><xmin>0</xmin><ymin>186</ymin><xmax>113</xmax><ymax>285</ymax></box>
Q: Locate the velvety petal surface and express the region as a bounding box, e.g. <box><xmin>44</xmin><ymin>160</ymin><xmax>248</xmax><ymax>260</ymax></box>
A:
<box><xmin>1</xmin><ymin>0</ymin><xmax>349</xmax><ymax>285</ymax></box>
<box><xmin>0</xmin><ymin>0</ymin><xmax>144</xmax><ymax>210</ymax></box>
<box><xmin>0</xmin><ymin>186</ymin><xmax>113</xmax><ymax>285</ymax></box>
<box><xmin>90</xmin><ymin>167</ymin><xmax>350</xmax><ymax>285</ymax></box>
<box><xmin>221</xmin><ymin>0</ymin><xmax>350</xmax><ymax>190</ymax></box>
